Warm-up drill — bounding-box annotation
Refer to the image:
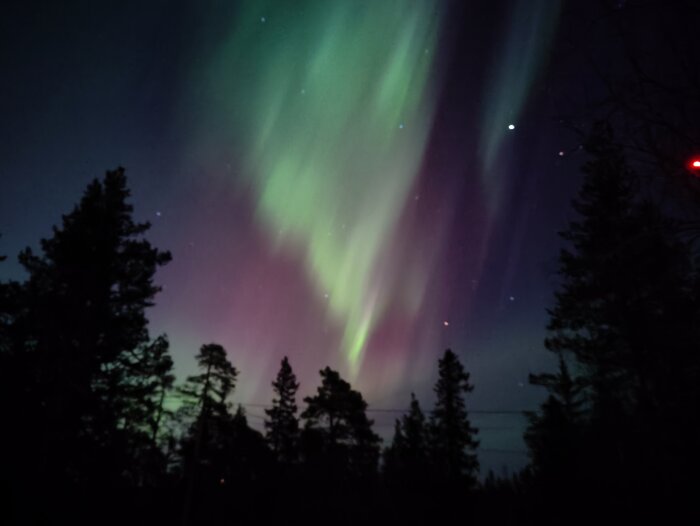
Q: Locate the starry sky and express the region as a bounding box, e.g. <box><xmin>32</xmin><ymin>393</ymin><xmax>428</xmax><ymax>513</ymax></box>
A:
<box><xmin>0</xmin><ymin>0</ymin><xmax>661</xmax><ymax>473</ymax></box>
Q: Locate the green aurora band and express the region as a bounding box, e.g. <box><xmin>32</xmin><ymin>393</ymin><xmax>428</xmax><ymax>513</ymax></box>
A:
<box><xmin>197</xmin><ymin>0</ymin><xmax>442</xmax><ymax>374</ymax></box>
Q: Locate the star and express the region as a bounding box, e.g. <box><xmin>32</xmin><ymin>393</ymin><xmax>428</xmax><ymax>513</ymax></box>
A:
<box><xmin>508</xmin><ymin>124</ymin><xmax>515</xmax><ymax>130</ymax></box>
<box><xmin>443</xmin><ymin>320</ymin><xmax>449</xmax><ymax>327</ymax></box>
<box><xmin>155</xmin><ymin>211</ymin><xmax>162</xmax><ymax>217</ymax></box>
<box><xmin>260</xmin><ymin>16</ymin><xmax>266</xmax><ymax>23</ymax></box>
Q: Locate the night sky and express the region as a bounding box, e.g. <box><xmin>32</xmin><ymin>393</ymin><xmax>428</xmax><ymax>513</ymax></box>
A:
<box><xmin>0</xmin><ymin>0</ymin><xmax>654</xmax><ymax>473</ymax></box>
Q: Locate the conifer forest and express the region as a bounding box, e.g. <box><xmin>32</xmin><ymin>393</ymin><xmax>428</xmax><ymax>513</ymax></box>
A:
<box><xmin>2</xmin><ymin>1</ymin><xmax>699</xmax><ymax>524</ymax></box>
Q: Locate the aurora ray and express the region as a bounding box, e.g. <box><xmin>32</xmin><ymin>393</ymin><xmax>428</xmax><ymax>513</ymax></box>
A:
<box><xmin>479</xmin><ymin>0</ymin><xmax>561</xmax><ymax>212</ymax></box>
<box><xmin>194</xmin><ymin>0</ymin><xmax>443</xmax><ymax>374</ymax></box>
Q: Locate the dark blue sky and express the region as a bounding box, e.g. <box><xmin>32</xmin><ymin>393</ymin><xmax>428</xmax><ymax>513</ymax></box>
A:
<box><xmin>2</xmin><ymin>0</ymin><xmax>680</xmax><ymax>475</ymax></box>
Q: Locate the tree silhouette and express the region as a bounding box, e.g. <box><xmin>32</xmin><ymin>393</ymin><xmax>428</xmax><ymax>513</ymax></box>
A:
<box><xmin>524</xmin><ymin>356</ymin><xmax>584</xmax><ymax>492</ymax></box>
<box><xmin>429</xmin><ymin>349</ymin><xmax>479</xmax><ymax>485</ymax></box>
<box><xmin>9</xmin><ymin>167</ymin><xmax>171</xmax><ymax>487</ymax></box>
<box><xmin>143</xmin><ymin>335</ymin><xmax>176</xmax><ymax>448</ymax></box>
<box><xmin>301</xmin><ymin>367</ymin><xmax>381</xmax><ymax>480</ymax></box>
<box><xmin>545</xmin><ymin>123</ymin><xmax>638</xmax><ymax>399</ymax></box>
<box><xmin>384</xmin><ymin>419</ymin><xmax>406</xmax><ymax>481</ymax></box>
<box><xmin>180</xmin><ymin>343</ymin><xmax>238</xmax><ymax>524</ymax></box>
<box><xmin>572</xmin><ymin>1</ymin><xmax>700</xmax><ymax>211</ymax></box>
<box><xmin>0</xmin><ymin>233</ymin><xmax>19</xmax><ymax>517</ymax></box>
<box><xmin>530</xmin><ymin>122</ymin><xmax>700</xmax><ymax>515</ymax></box>
<box><xmin>224</xmin><ymin>405</ymin><xmax>272</xmax><ymax>486</ymax></box>
<box><xmin>535</xmin><ymin>123</ymin><xmax>637</xmax><ymax>500</ymax></box>
<box><xmin>118</xmin><ymin>334</ymin><xmax>176</xmax><ymax>485</ymax></box>
<box><xmin>180</xmin><ymin>343</ymin><xmax>238</xmax><ymax>475</ymax></box>
<box><xmin>384</xmin><ymin>393</ymin><xmax>429</xmax><ymax>485</ymax></box>
<box><xmin>265</xmin><ymin>356</ymin><xmax>300</xmax><ymax>465</ymax></box>
<box><xmin>0</xmin><ymin>233</ymin><xmax>17</xmax><ymax>355</ymax></box>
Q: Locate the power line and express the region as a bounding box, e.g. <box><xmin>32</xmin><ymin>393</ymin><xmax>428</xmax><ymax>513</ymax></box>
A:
<box><xmin>480</xmin><ymin>448</ymin><xmax>528</xmax><ymax>455</ymax></box>
<box><xmin>164</xmin><ymin>398</ymin><xmax>532</xmax><ymax>416</ymax></box>
<box><xmin>371</xmin><ymin>423</ymin><xmax>520</xmax><ymax>430</ymax></box>
<box><xmin>172</xmin><ymin>403</ymin><xmax>530</xmax><ymax>455</ymax></box>
<box><xmin>236</xmin><ymin>402</ymin><xmax>531</xmax><ymax>416</ymax></box>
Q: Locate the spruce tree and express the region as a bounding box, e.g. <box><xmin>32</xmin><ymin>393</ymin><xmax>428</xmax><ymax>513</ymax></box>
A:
<box><xmin>224</xmin><ymin>405</ymin><xmax>272</xmax><ymax>486</ymax></box>
<box><xmin>524</xmin><ymin>356</ymin><xmax>584</xmax><ymax>490</ymax></box>
<box><xmin>545</xmin><ymin>122</ymin><xmax>638</xmax><ymax>405</ymax></box>
<box><xmin>403</xmin><ymin>394</ymin><xmax>429</xmax><ymax>461</ymax></box>
<box><xmin>532</xmin><ymin>121</ymin><xmax>700</xmax><ymax>500</ymax></box>
<box><xmin>429</xmin><ymin>349</ymin><xmax>479</xmax><ymax>485</ymax></box>
<box><xmin>302</xmin><ymin>367</ymin><xmax>381</xmax><ymax>479</ymax></box>
<box><xmin>384</xmin><ymin>393</ymin><xmax>429</xmax><ymax>484</ymax></box>
<box><xmin>383</xmin><ymin>419</ymin><xmax>406</xmax><ymax>481</ymax></box>
<box><xmin>264</xmin><ymin>356</ymin><xmax>300</xmax><ymax>464</ymax></box>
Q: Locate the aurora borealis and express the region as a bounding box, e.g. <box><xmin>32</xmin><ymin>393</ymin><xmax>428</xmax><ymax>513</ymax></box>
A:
<box><xmin>169</xmin><ymin>0</ymin><xmax>563</xmax><ymax>398</ymax></box>
<box><xmin>198</xmin><ymin>0</ymin><xmax>441</xmax><ymax>375</ymax></box>
<box><xmin>1</xmin><ymin>0</ymin><xmax>582</xmax><ymax>472</ymax></box>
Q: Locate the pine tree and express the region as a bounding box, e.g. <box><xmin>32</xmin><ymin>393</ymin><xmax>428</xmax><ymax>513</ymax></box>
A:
<box><xmin>118</xmin><ymin>334</ymin><xmax>176</xmax><ymax>484</ymax></box>
<box><xmin>180</xmin><ymin>343</ymin><xmax>239</xmax><ymax>464</ymax></box>
<box><xmin>264</xmin><ymin>356</ymin><xmax>300</xmax><ymax>465</ymax></box>
<box><xmin>180</xmin><ymin>343</ymin><xmax>238</xmax><ymax>523</ymax></box>
<box><xmin>143</xmin><ymin>335</ymin><xmax>176</xmax><ymax>447</ymax></box>
<box><xmin>301</xmin><ymin>367</ymin><xmax>381</xmax><ymax>479</ymax></box>
<box><xmin>12</xmin><ymin>167</ymin><xmax>171</xmax><ymax>484</ymax></box>
<box><xmin>429</xmin><ymin>349</ymin><xmax>479</xmax><ymax>485</ymax></box>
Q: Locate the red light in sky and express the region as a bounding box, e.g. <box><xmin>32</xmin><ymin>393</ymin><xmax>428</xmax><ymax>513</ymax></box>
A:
<box><xmin>689</xmin><ymin>158</ymin><xmax>700</xmax><ymax>174</ymax></box>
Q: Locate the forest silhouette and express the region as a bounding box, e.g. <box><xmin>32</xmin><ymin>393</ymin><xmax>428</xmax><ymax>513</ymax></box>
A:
<box><xmin>6</xmin><ymin>1</ymin><xmax>700</xmax><ymax>523</ymax></box>
<box><xmin>2</xmin><ymin>119</ymin><xmax>700</xmax><ymax>525</ymax></box>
